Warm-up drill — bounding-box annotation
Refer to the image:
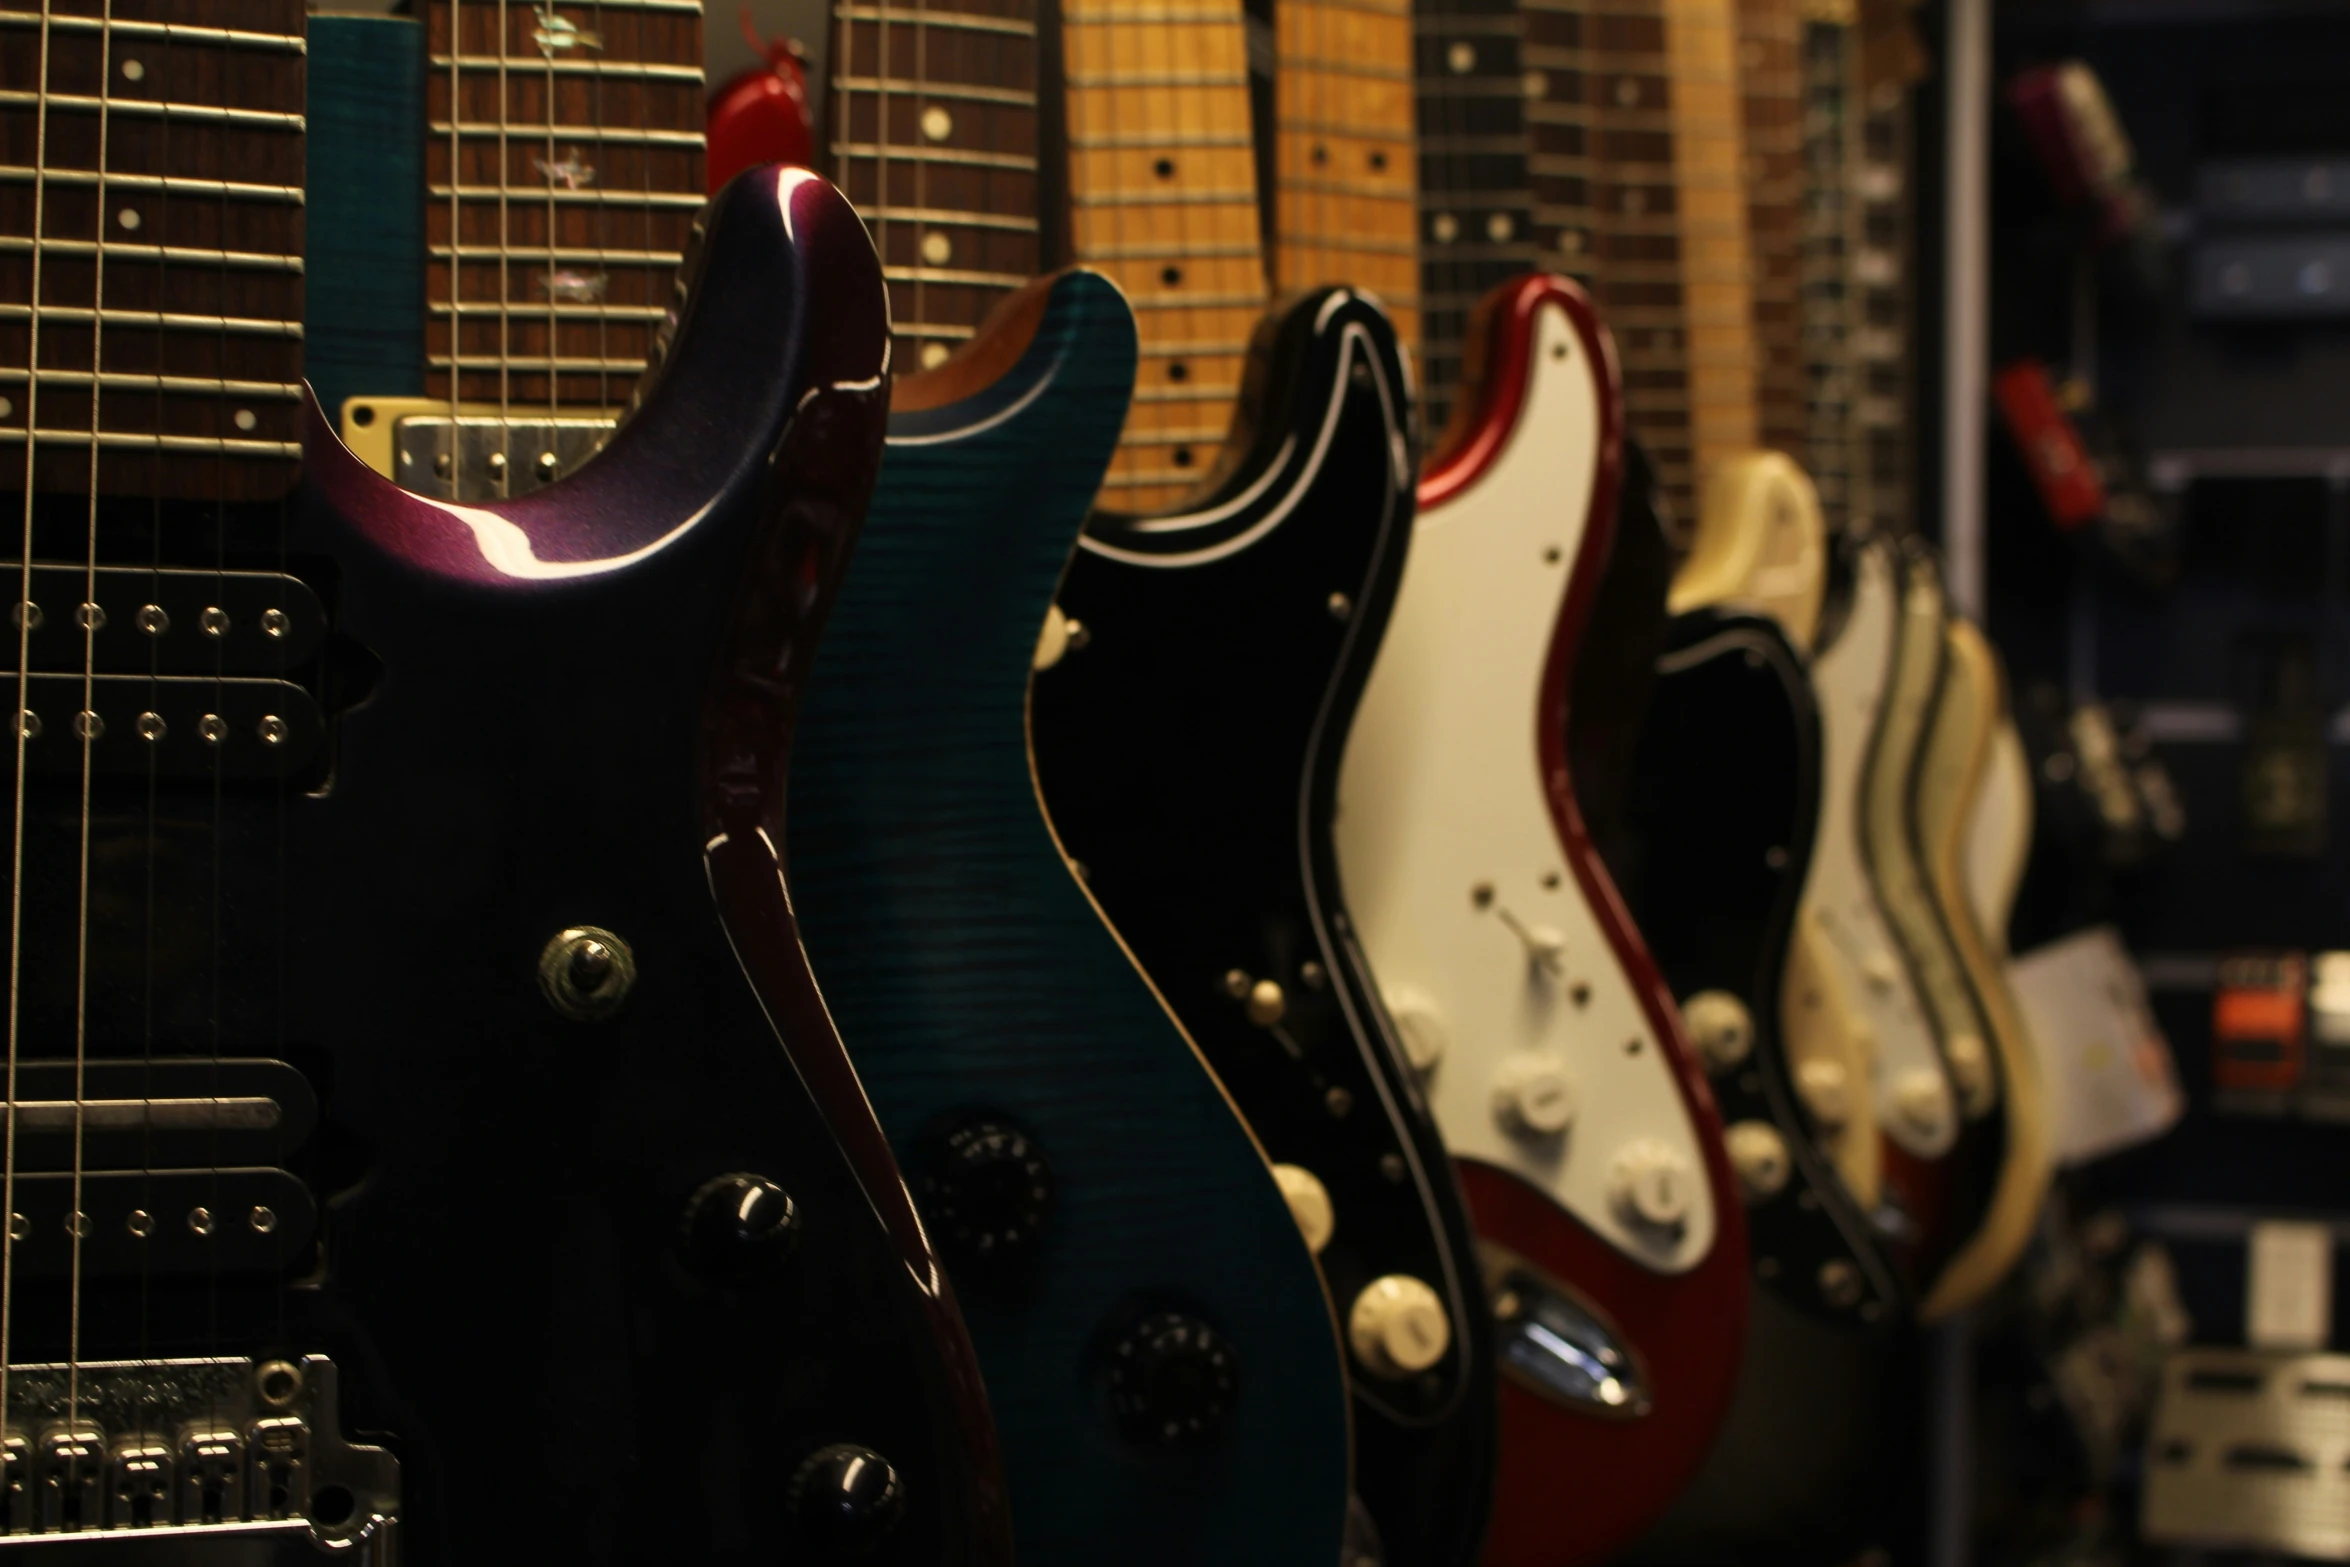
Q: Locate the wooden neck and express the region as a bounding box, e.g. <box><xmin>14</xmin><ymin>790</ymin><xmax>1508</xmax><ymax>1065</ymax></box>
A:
<box><xmin>1271</xmin><ymin>0</ymin><xmax>1419</xmax><ymax>352</ymax></box>
<box><xmin>826</xmin><ymin>0</ymin><xmax>1043</xmax><ymax>373</ymax></box>
<box><xmin>1411</xmin><ymin>0</ymin><xmax>1535</xmax><ymax>430</ymax></box>
<box><xmin>3</xmin><ymin>0</ymin><xmax>309</xmax><ymax>502</ymax></box>
<box><xmin>1058</xmin><ymin>0</ymin><xmax>1267</xmax><ymax>512</ymax></box>
<box><xmin>421</xmin><ymin>0</ymin><xmax>708</xmax><ymax>415</ymax></box>
<box><xmin>1658</xmin><ymin>0</ymin><xmax>1757</xmax><ymax>475</ymax></box>
<box><xmin>1733</xmin><ymin>0</ymin><xmax>1804</xmax><ymax>460</ymax></box>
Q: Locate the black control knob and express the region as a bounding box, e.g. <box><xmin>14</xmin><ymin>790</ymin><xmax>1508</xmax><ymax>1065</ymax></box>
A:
<box><xmin>1104</xmin><ymin>1310</ymin><xmax>1240</xmax><ymax>1448</ymax></box>
<box><xmin>787</xmin><ymin>1443</ymin><xmax>905</xmax><ymax>1557</ymax></box>
<box><xmin>678</xmin><ymin>1173</ymin><xmax>800</xmax><ymax>1283</ymax></box>
<box><xmin>920</xmin><ymin>1118</ymin><xmax>1054</xmax><ymax>1271</ymax></box>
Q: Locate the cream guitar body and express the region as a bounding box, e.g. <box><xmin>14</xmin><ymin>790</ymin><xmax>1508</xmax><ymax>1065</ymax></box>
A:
<box><xmin>1335</xmin><ymin>276</ymin><xmax>1749</xmax><ymax>1567</ymax></box>
<box><xmin>1914</xmin><ymin>619</ymin><xmax>2053</xmax><ymax>1319</ymax></box>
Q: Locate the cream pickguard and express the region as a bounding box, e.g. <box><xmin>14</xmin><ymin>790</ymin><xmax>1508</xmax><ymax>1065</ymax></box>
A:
<box><xmin>1335</xmin><ymin>298</ymin><xmax>1715</xmax><ymax>1273</ymax></box>
<box><xmin>1799</xmin><ymin>539</ymin><xmax>1960</xmax><ymax>1164</ymax></box>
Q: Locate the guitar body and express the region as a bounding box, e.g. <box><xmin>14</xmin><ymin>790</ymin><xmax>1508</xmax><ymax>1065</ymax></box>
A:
<box><xmin>1024</xmin><ymin>286</ymin><xmax>1488</xmax><ymax>1567</ymax></box>
<box><xmin>8</xmin><ymin>169</ymin><xmax>1005</xmax><ymax>1562</ymax></box>
<box><xmin>786</xmin><ymin>271</ymin><xmax>1354</xmax><ymax>1567</ymax></box>
<box><xmin>1913</xmin><ymin>621</ymin><xmax>2052</xmax><ymax>1320</ymax></box>
<box><xmin>1334</xmin><ymin>276</ymin><xmax>1747</xmax><ymax>1567</ymax></box>
<box><xmin>1617</xmin><ymin>608</ymin><xmax>1915</xmax><ymax>1567</ymax></box>
<box><xmin>1803</xmin><ymin>537</ymin><xmax>1989</xmax><ymax>1277</ymax></box>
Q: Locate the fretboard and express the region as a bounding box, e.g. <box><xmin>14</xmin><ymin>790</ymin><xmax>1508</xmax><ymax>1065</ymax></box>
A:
<box><xmin>1274</xmin><ymin>0</ymin><xmax>1419</xmax><ymax>359</ymax></box>
<box><xmin>421</xmin><ymin>0</ymin><xmax>706</xmax><ymax>413</ymax></box>
<box><xmin>1734</xmin><ymin>0</ymin><xmax>1803</xmax><ymax>460</ymax></box>
<box><xmin>1521</xmin><ymin>0</ymin><xmax>1593</xmax><ymax>284</ymax></box>
<box><xmin>1</xmin><ymin>0</ymin><xmax>307</xmax><ymax>502</ymax></box>
<box><xmin>1060</xmin><ymin>0</ymin><xmax>1268</xmax><ymax>511</ymax></box>
<box><xmin>826</xmin><ymin>0</ymin><xmax>1040</xmax><ymax>373</ymax></box>
<box><xmin>1412</xmin><ymin>0</ymin><xmax>1536</xmax><ymax>431</ymax></box>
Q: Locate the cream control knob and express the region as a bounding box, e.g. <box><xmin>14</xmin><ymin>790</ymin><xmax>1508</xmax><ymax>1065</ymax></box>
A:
<box><xmin>1524</xmin><ymin>924</ymin><xmax>1568</xmax><ymax>965</ymax></box>
<box><xmin>1033</xmin><ymin>604</ymin><xmax>1072</xmax><ymax>670</ymax></box>
<box><xmin>1491</xmin><ymin>1053</ymin><xmax>1576</xmax><ymax>1137</ymax></box>
<box><xmin>1682</xmin><ymin>991</ymin><xmax>1754</xmax><ymax>1072</ymax></box>
<box><xmin>1860</xmin><ymin>950</ymin><xmax>1902</xmax><ymax>993</ymax></box>
<box><xmin>1245</xmin><ymin>979</ymin><xmax>1287</xmax><ymax>1027</ymax></box>
<box><xmin>1385</xmin><ymin>987</ymin><xmax>1449</xmax><ymax>1074</ymax></box>
<box><xmin>1943</xmin><ymin>1032</ymin><xmax>1997</xmax><ymax>1117</ymax></box>
<box><xmin>1347</xmin><ymin>1274</ymin><xmax>1452</xmax><ymax>1379</ymax></box>
<box><xmin>1609</xmin><ymin>1140</ymin><xmax>1696</xmax><ymax>1231</ymax></box>
<box><xmin>1890</xmin><ymin>1067</ymin><xmax>1954</xmax><ymax>1144</ymax></box>
<box><xmin>1272</xmin><ymin>1163</ymin><xmax>1335</xmax><ymax>1255</ymax></box>
<box><xmin>1724</xmin><ymin>1120</ymin><xmax>1791</xmax><ymax>1202</ymax></box>
<box><xmin>1794</xmin><ymin>1058</ymin><xmax>1851</xmax><ymax>1129</ymax></box>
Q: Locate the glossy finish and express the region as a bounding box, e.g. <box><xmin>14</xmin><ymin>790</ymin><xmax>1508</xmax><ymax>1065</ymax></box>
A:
<box><xmin>786</xmin><ymin>270</ymin><xmax>1352</xmax><ymax>1567</ymax></box>
<box><xmin>5</xmin><ymin>168</ymin><xmax>1009</xmax><ymax>1561</ymax></box>
<box><xmin>1343</xmin><ymin>275</ymin><xmax>1746</xmax><ymax>1567</ymax></box>
<box><xmin>1616</xmin><ymin>607</ymin><xmax>1914</xmax><ymax>1567</ymax></box>
<box><xmin>1029</xmin><ymin>287</ymin><xmax>1493</xmax><ymax>1567</ymax></box>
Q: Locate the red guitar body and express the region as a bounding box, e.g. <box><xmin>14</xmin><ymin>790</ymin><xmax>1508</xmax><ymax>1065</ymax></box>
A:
<box><xmin>708</xmin><ymin>22</ymin><xmax>816</xmax><ymax>192</ymax></box>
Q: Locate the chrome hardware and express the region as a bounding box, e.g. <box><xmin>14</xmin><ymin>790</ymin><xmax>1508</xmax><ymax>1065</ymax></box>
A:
<box><xmin>1244</xmin><ymin>979</ymin><xmax>1286</xmax><ymax>1026</ymax></box>
<box><xmin>1484</xmin><ymin>1242</ymin><xmax>1651</xmax><ymax>1417</ymax></box>
<box><xmin>1682</xmin><ymin>990</ymin><xmax>1755</xmax><ymax>1071</ymax></box>
<box><xmin>1327</xmin><ymin>592</ymin><xmax>1352</xmax><ymax>620</ymax></box>
<box><xmin>108</xmin><ymin>1438</ymin><xmax>172</xmax><ymax>1528</ymax></box>
<box><xmin>39</xmin><ymin>1427</ymin><xmax>102</xmax><ymax>1531</ymax></box>
<box><xmin>394</xmin><ymin>413</ymin><xmax>613</xmax><ymax>502</ymax></box>
<box><xmin>538</xmin><ymin>925</ymin><xmax>637</xmax><ymax>1021</ymax></box>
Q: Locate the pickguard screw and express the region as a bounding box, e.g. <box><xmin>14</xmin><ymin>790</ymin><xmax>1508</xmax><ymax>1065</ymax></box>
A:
<box><xmin>538</xmin><ymin>925</ymin><xmax>638</xmax><ymax>1021</ymax></box>
<box><xmin>135</xmin><ymin>604</ymin><xmax>167</xmax><ymax>635</ymax></box>
<box><xmin>188</xmin><ymin>1207</ymin><xmax>215</xmax><ymax>1236</ymax></box>
<box><xmin>199</xmin><ymin>606</ymin><xmax>229</xmax><ymax>637</ymax></box>
<box><xmin>1379</xmin><ymin>1152</ymin><xmax>1406</xmax><ymax>1183</ymax></box>
<box><xmin>1471</xmin><ymin>883</ymin><xmax>1494</xmax><ymax>909</ymax></box>
<box><xmin>1325</xmin><ymin>1086</ymin><xmax>1353</xmax><ymax>1118</ymax></box>
<box><xmin>1222</xmin><ymin>969</ymin><xmax>1251</xmax><ymax>999</ymax></box>
<box><xmin>1300</xmin><ymin>961</ymin><xmax>1327</xmax><ymax>990</ymax></box>
<box><xmin>1819</xmin><ymin>1259</ymin><xmax>1863</xmax><ymax>1308</ymax></box>
<box><xmin>1326</xmin><ymin>592</ymin><xmax>1352</xmax><ymax>620</ymax></box>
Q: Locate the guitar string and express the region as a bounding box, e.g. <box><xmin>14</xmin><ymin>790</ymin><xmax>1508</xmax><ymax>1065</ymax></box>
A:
<box><xmin>587</xmin><ymin>0</ymin><xmax>608</xmax><ymax>422</ymax></box>
<box><xmin>447</xmin><ymin>0</ymin><xmax>464</xmax><ymax>431</ymax></box>
<box><xmin>540</xmin><ymin>0</ymin><xmax>560</xmax><ymax>431</ymax></box>
<box><xmin>0</xmin><ymin>0</ymin><xmax>58</xmax><ymax>1461</ymax></box>
<box><xmin>910</xmin><ymin>0</ymin><xmax>928</xmax><ymax>367</ymax></box>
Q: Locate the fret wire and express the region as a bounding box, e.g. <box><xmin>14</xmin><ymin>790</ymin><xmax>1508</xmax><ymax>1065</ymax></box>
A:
<box><xmin>830</xmin><ymin>76</ymin><xmax>1034</xmax><ymax>106</ymax></box>
<box><xmin>0</xmin><ymin>305</ymin><xmax>303</xmax><ymax>337</ymax></box>
<box><xmin>0</xmin><ymin>10</ymin><xmax>304</xmax><ymax>50</ymax></box>
<box><xmin>0</xmin><ymin>236</ymin><xmax>302</xmax><ymax>271</ymax></box>
<box><xmin>1127</xmin><ymin>292</ymin><xmax>1264</xmax><ymax>310</ymax></box>
<box><xmin>880</xmin><ymin>266</ymin><xmax>1034</xmax><ymax>288</ymax></box>
<box><xmin>0</xmin><ymin>368</ymin><xmax>304</xmax><ymax>398</ymax></box>
<box><xmin>1060</xmin><ymin>6</ymin><xmax>1245</xmax><ymax>21</ymax></box>
<box><xmin>833</xmin><ymin>5</ymin><xmax>1034</xmax><ymax>32</ymax></box>
<box><xmin>853</xmin><ymin>204</ymin><xmax>1038</xmax><ymax>231</ymax></box>
<box><xmin>1063</xmin><ymin>71</ymin><xmax>1249</xmax><ymax>87</ymax></box>
<box><xmin>1071</xmin><ymin>188</ymin><xmax>1257</xmax><ymax>208</ymax></box>
<box><xmin>423</xmin><ymin>55</ymin><xmax>705</xmax><ymax>79</ymax></box>
<box><xmin>831</xmin><ymin>145</ymin><xmax>1037</xmax><ymax>171</ymax></box>
<box><xmin>432</xmin><ymin>245</ymin><xmax>683</xmax><ymax>265</ymax></box>
<box><xmin>0</xmin><ymin>91</ymin><xmax>302</xmax><ymax>128</ymax></box>
<box><xmin>430</xmin><ymin>354</ymin><xmax>650</xmax><ymax>369</ymax></box>
<box><xmin>425</xmin><ymin>184</ymin><xmax>707</xmax><ymax>206</ymax></box>
<box><xmin>428</xmin><ymin>121</ymin><xmax>704</xmax><ymax>145</ymax></box>
<box><xmin>0</xmin><ymin>430</ymin><xmax>303</xmax><ymax>456</ymax></box>
<box><xmin>0</xmin><ymin>167</ymin><xmax>303</xmax><ymax>203</ymax></box>
<box><xmin>429</xmin><ymin>303</ymin><xmax>671</xmax><ymax>318</ymax></box>
<box><xmin>1084</xmin><ymin>240</ymin><xmax>1261</xmax><ymax>259</ymax></box>
<box><xmin>1066</xmin><ymin>131</ymin><xmax>1250</xmax><ymax>149</ymax></box>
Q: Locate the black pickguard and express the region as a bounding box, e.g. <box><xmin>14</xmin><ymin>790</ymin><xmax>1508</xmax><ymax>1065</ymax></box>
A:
<box><xmin>1029</xmin><ymin>288</ymin><xmax>1497</xmax><ymax>1567</ymax></box>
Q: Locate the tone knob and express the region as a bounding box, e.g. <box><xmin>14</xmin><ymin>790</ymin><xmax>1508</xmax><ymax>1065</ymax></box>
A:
<box><xmin>1385</xmin><ymin>987</ymin><xmax>1450</xmax><ymax>1074</ymax></box>
<box><xmin>1943</xmin><ymin>1032</ymin><xmax>1997</xmax><ymax>1116</ymax></box>
<box><xmin>1608</xmin><ymin>1140</ymin><xmax>1695</xmax><ymax>1230</ymax></box>
<box><xmin>1105</xmin><ymin>1311</ymin><xmax>1240</xmax><ymax>1448</ymax></box>
<box><xmin>787</xmin><ymin>1442</ymin><xmax>905</xmax><ymax>1557</ymax></box>
<box><xmin>1347</xmin><ymin>1275</ymin><xmax>1452</xmax><ymax>1379</ymax></box>
<box><xmin>1491</xmin><ymin>1053</ymin><xmax>1576</xmax><ymax>1137</ymax></box>
<box><xmin>1794</xmin><ymin>1057</ymin><xmax>1852</xmax><ymax>1129</ymax></box>
<box><xmin>1523</xmin><ymin>924</ymin><xmax>1568</xmax><ymax>967</ymax></box>
<box><xmin>1724</xmin><ymin>1121</ymin><xmax>1791</xmax><ymax>1202</ymax></box>
<box><xmin>921</xmin><ymin>1118</ymin><xmax>1055</xmax><ymax>1271</ymax></box>
<box><xmin>1890</xmin><ymin>1066</ymin><xmax>1954</xmax><ymax>1143</ymax></box>
<box><xmin>1272</xmin><ymin>1164</ymin><xmax>1335</xmax><ymax>1254</ymax></box>
<box><xmin>1682</xmin><ymin>991</ymin><xmax>1754</xmax><ymax>1072</ymax></box>
<box><xmin>678</xmin><ymin>1173</ymin><xmax>801</xmax><ymax>1283</ymax></box>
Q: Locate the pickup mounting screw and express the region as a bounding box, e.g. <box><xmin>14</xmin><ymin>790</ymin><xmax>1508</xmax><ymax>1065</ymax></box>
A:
<box><xmin>249</xmin><ymin>1206</ymin><xmax>278</xmax><ymax>1234</ymax></box>
<box><xmin>538</xmin><ymin>925</ymin><xmax>637</xmax><ymax>1021</ymax></box>
<box><xmin>126</xmin><ymin>1210</ymin><xmax>153</xmax><ymax>1237</ymax></box>
<box><xmin>135</xmin><ymin>604</ymin><xmax>167</xmax><ymax>635</ymax></box>
<box><xmin>199</xmin><ymin>606</ymin><xmax>229</xmax><ymax>637</ymax></box>
<box><xmin>189</xmin><ymin>1207</ymin><xmax>215</xmax><ymax>1235</ymax></box>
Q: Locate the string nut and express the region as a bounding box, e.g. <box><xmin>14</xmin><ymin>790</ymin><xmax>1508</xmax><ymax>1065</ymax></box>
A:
<box><xmin>135</xmin><ymin>604</ymin><xmax>167</xmax><ymax>635</ymax></box>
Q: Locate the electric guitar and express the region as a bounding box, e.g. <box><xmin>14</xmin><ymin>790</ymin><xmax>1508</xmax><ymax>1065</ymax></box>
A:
<box><xmin>325</xmin><ymin>0</ymin><xmax>712</xmax><ymax>499</ymax></box>
<box><xmin>7</xmin><ymin>80</ymin><xmax>1009</xmax><ymax>1554</ymax></box>
<box><xmin>1334</xmin><ymin>276</ymin><xmax>1749</xmax><ymax>1567</ymax></box>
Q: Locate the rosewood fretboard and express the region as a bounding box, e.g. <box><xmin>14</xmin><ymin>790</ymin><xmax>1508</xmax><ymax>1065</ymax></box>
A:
<box><xmin>421</xmin><ymin>0</ymin><xmax>706</xmax><ymax>413</ymax></box>
<box><xmin>826</xmin><ymin>0</ymin><xmax>1040</xmax><ymax>373</ymax></box>
<box><xmin>0</xmin><ymin>0</ymin><xmax>306</xmax><ymax>502</ymax></box>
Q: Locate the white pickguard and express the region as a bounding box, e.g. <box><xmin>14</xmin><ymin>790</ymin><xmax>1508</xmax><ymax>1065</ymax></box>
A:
<box><xmin>1798</xmin><ymin>542</ymin><xmax>1960</xmax><ymax>1158</ymax></box>
<box><xmin>1334</xmin><ymin>301</ymin><xmax>1714</xmax><ymax>1274</ymax></box>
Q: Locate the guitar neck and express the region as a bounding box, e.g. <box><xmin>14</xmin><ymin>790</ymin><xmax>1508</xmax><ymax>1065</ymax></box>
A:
<box><xmin>825</xmin><ymin>0</ymin><xmax>1042</xmax><ymax>373</ymax></box>
<box><xmin>421</xmin><ymin>0</ymin><xmax>708</xmax><ymax>413</ymax></box>
<box><xmin>1734</xmin><ymin>0</ymin><xmax>1804</xmax><ymax>460</ymax></box>
<box><xmin>1272</xmin><ymin>0</ymin><xmax>1419</xmax><ymax>353</ymax></box>
<box><xmin>1412</xmin><ymin>0</ymin><xmax>1537</xmax><ymax>431</ymax></box>
<box><xmin>1059</xmin><ymin>0</ymin><xmax>1268</xmax><ymax>512</ymax></box>
<box><xmin>2</xmin><ymin>0</ymin><xmax>308</xmax><ymax>503</ymax></box>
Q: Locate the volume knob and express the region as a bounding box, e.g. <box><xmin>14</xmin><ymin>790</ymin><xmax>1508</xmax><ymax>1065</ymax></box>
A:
<box><xmin>678</xmin><ymin>1173</ymin><xmax>800</xmax><ymax>1283</ymax></box>
<box><xmin>1491</xmin><ymin>1053</ymin><xmax>1576</xmax><ymax>1137</ymax></box>
<box><xmin>1105</xmin><ymin>1311</ymin><xmax>1241</xmax><ymax>1448</ymax></box>
<box><xmin>921</xmin><ymin>1117</ymin><xmax>1055</xmax><ymax>1271</ymax></box>
<box><xmin>1682</xmin><ymin>991</ymin><xmax>1754</xmax><ymax>1071</ymax></box>
<box><xmin>787</xmin><ymin>1443</ymin><xmax>905</xmax><ymax>1557</ymax></box>
<box><xmin>1609</xmin><ymin>1140</ymin><xmax>1695</xmax><ymax>1231</ymax></box>
<box><xmin>1348</xmin><ymin>1275</ymin><xmax>1452</xmax><ymax>1379</ymax></box>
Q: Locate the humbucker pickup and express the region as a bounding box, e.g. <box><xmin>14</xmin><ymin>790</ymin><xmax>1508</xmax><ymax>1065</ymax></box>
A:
<box><xmin>0</xmin><ymin>1170</ymin><xmax>313</xmax><ymax>1279</ymax></box>
<box><xmin>4</xmin><ymin>567</ymin><xmax>326</xmax><ymax>675</ymax></box>
<box><xmin>0</xmin><ymin>1060</ymin><xmax>315</xmax><ymax>1174</ymax></box>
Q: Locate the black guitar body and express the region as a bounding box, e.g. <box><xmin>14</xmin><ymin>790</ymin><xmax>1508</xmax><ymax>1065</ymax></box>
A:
<box><xmin>2</xmin><ymin>169</ymin><xmax>1006</xmax><ymax>1564</ymax></box>
<box><xmin>1029</xmin><ymin>288</ymin><xmax>1498</xmax><ymax>1567</ymax></box>
<box><xmin>1566</xmin><ymin>438</ymin><xmax>1674</xmax><ymax>876</ymax></box>
<box><xmin>1614</xmin><ymin>608</ymin><xmax>1916</xmax><ymax>1567</ymax></box>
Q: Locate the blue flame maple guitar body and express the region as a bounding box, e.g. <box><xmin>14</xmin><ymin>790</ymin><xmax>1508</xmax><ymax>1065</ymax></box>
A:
<box><xmin>787</xmin><ymin>269</ymin><xmax>1353</xmax><ymax>1567</ymax></box>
